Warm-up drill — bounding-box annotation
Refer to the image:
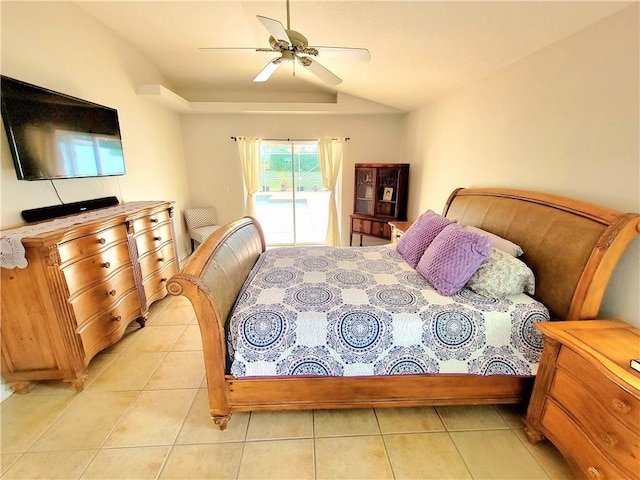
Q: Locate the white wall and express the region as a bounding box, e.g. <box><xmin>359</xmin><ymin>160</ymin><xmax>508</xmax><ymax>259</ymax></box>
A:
<box><xmin>0</xmin><ymin>2</ymin><xmax>192</xmax><ymax>400</ymax></box>
<box><xmin>402</xmin><ymin>5</ymin><xmax>639</xmax><ymax>325</ymax></box>
<box><xmin>1</xmin><ymin>2</ymin><xmax>191</xmax><ymax>256</ymax></box>
<box><xmin>180</xmin><ymin>114</ymin><xmax>405</xmax><ymax>246</ymax></box>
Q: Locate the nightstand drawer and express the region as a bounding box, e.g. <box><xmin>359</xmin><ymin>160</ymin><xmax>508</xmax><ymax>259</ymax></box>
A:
<box><xmin>542</xmin><ymin>400</ymin><xmax>631</xmax><ymax>480</ymax></box>
<box><xmin>557</xmin><ymin>347</ymin><xmax>640</xmax><ymax>432</ymax></box>
<box><xmin>551</xmin><ymin>368</ymin><xmax>640</xmax><ymax>476</ymax></box>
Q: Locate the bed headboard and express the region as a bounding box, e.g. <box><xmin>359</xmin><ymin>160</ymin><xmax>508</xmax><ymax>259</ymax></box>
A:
<box><xmin>443</xmin><ymin>188</ymin><xmax>639</xmax><ymax>321</ymax></box>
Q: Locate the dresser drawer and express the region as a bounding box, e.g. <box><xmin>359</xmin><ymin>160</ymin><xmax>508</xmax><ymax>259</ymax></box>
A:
<box><xmin>551</xmin><ymin>368</ymin><xmax>640</xmax><ymax>476</ymax></box>
<box><xmin>139</xmin><ymin>242</ymin><xmax>176</xmax><ymax>280</ymax></box>
<box><xmin>70</xmin><ymin>266</ymin><xmax>138</xmax><ymax>326</ymax></box>
<box><xmin>58</xmin><ymin>225</ymin><xmax>128</xmax><ymax>264</ymax></box>
<box><xmin>78</xmin><ymin>289</ymin><xmax>141</xmax><ymax>361</ymax></box>
<box><xmin>135</xmin><ymin>223</ymin><xmax>173</xmax><ymax>257</ymax></box>
<box><xmin>62</xmin><ymin>242</ymin><xmax>132</xmax><ymax>295</ymax></box>
<box><xmin>143</xmin><ymin>260</ymin><xmax>177</xmax><ymax>305</ymax></box>
<box><xmin>132</xmin><ymin>210</ymin><xmax>171</xmax><ymax>234</ymax></box>
<box><xmin>542</xmin><ymin>400</ymin><xmax>631</xmax><ymax>480</ymax></box>
<box><xmin>558</xmin><ymin>347</ymin><xmax>640</xmax><ymax>432</ymax></box>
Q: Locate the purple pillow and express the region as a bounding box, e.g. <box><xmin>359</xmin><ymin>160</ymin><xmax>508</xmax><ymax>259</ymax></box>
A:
<box><xmin>416</xmin><ymin>224</ymin><xmax>492</xmax><ymax>296</ymax></box>
<box><xmin>396</xmin><ymin>210</ymin><xmax>455</xmax><ymax>268</ymax></box>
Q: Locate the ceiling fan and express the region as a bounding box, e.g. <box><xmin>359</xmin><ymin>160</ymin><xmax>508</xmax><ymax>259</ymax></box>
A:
<box><xmin>200</xmin><ymin>0</ymin><xmax>371</xmax><ymax>86</ymax></box>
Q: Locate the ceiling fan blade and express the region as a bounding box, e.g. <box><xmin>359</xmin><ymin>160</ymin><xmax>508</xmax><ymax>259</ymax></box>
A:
<box><xmin>299</xmin><ymin>58</ymin><xmax>342</xmax><ymax>86</ymax></box>
<box><xmin>257</xmin><ymin>15</ymin><xmax>290</xmax><ymax>44</ymax></box>
<box><xmin>312</xmin><ymin>47</ymin><xmax>371</xmax><ymax>62</ymax></box>
<box><xmin>199</xmin><ymin>47</ymin><xmax>276</xmax><ymax>54</ymax></box>
<box><xmin>253</xmin><ymin>58</ymin><xmax>284</xmax><ymax>82</ymax></box>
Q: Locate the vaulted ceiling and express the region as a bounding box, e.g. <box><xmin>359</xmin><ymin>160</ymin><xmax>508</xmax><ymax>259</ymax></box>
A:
<box><xmin>78</xmin><ymin>1</ymin><xmax>631</xmax><ymax>112</ymax></box>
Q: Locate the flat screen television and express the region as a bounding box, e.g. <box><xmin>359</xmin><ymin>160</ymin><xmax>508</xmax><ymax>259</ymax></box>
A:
<box><xmin>1</xmin><ymin>75</ymin><xmax>126</xmax><ymax>181</ymax></box>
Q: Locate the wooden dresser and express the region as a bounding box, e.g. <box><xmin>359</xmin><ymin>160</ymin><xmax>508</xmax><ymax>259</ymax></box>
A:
<box><xmin>524</xmin><ymin>320</ymin><xmax>640</xmax><ymax>480</ymax></box>
<box><xmin>0</xmin><ymin>201</ymin><xmax>178</xmax><ymax>393</ymax></box>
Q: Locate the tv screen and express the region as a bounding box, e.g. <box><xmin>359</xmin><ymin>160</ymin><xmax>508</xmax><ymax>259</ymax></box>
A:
<box><xmin>1</xmin><ymin>75</ymin><xmax>126</xmax><ymax>181</ymax></box>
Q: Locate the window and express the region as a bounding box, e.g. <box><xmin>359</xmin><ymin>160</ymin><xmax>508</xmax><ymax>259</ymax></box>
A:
<box><xmin>255</xmin><ymin>141</ymin><xmax>330</xmax><ymax>246</ymax></box>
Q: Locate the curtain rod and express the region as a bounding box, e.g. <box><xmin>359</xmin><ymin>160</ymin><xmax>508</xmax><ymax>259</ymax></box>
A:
<box><xmin>231</xmin><ymin>136</ymin><xmax>350</xmax><ymax>142</ymax></box>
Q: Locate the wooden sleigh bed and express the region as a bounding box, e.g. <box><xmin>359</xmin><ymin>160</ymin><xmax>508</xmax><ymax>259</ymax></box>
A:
<box><xmin>167</xmin><ymin>187</ymin><xmax>639</xmax><ymax>430</ymax></box>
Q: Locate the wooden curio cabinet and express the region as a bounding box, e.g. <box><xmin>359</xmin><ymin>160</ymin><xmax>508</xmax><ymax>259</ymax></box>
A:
<box><xmin>350</xmin><ymin>163</ymin><xmax>409</xmax><ymax>245</ymax></box>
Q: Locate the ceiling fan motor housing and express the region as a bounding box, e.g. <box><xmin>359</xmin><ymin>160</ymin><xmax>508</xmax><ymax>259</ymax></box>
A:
<box><xmin>269</xmin><ymin>30</ymin><xmax>318</xmax><ymax>57</ymax></box>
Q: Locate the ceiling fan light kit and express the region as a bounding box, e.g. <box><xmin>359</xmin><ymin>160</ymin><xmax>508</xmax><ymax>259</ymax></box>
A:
<box><xmin>201</xmin><ymin>1</ymin><xmax>370</xmax><ymax>86</ymax></box>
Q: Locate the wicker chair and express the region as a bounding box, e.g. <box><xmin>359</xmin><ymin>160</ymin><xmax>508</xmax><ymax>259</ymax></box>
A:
<box><xmin>184</xmin><ymin>207</ymin><xmax>221</xmax><ymax>252</ymax></box>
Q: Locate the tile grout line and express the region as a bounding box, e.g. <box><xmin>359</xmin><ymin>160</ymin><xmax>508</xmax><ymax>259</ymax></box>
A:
<box><xmin>434</xmin><ymin>405</ymin><xmax>475</xmax><ymax>480</ymax></box>
<box><xmin>373</xmin><ymin>408</ymin><xmax>397</xmax><ymax>479</ymax></box>
<box><xmin>73</xmin><ymin>310</ymin><xmax>179</xmax><ymax>478</ymax></box>
<box><xmin>511</xmin><ymin>426</ymin><xmax>555</xmax><ymax>480</ymax></box>
<box><xmin>233</xmin><ymin>411</ymin><xmax>253</xmax><ymax>480</ymax></box>
<box><xmin>312</xmin><ymin>411</ymin><xmax>317</xmax><ymax>480</ymax></box>
<box><xmin>154</xmin><ymin>383</ymin><xmax>202</xmax><ymax>480</ymax></box>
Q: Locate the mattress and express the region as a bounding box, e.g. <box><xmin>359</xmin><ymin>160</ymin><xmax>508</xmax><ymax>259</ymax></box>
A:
<box><xmin>227</xmin><ymin>245</ymin><xmax>549</xmax><ymax>378</ymax></box>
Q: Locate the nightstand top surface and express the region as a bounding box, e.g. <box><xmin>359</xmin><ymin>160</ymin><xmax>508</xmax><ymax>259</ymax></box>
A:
<box><xmin>537</xmin><ymin>320</ymin><xmax>640</xmax><ymax>390</ymax></box>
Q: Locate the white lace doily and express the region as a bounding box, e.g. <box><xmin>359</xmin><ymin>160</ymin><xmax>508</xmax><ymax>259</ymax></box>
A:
<box><xmin>1</xmin><ymin>201</ymin><xmax>163</xmax><ymax>269</ymax></box>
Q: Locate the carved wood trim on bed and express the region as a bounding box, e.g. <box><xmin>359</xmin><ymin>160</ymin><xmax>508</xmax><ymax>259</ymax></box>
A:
<box><xmin>168</xmin><ymin>188</ymin><xmax>639</xmax><ymax>429</ymax></box>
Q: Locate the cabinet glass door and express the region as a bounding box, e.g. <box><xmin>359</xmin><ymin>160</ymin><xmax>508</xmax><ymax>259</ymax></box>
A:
<box><xmin>375</xmin><ymin>168</ymin><xmax>399</xmax><ymax>218</ymax></box>
<box><xmin>355</xmin><ymin>168</ymin><xmax>375</xmax><ymax>215</ymax></box>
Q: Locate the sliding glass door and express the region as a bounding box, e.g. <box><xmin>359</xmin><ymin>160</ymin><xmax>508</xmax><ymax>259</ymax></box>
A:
<box><xmin>255</xmin><ymin>141</ymin><xmax>329</xmax><ymax>246</ymax></box>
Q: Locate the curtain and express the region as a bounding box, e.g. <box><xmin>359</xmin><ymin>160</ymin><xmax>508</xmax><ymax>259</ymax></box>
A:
<box><xmin>318</xmin><ymin>137</ymin><xmax>345</xmax><ymax>246</ymax></box>
<box><xmin>236</xmin><ymin>137</ymin><xmax>261</xmax><ymax>217</ymax></box>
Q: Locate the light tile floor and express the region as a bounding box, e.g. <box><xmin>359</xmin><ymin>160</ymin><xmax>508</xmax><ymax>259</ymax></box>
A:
<box><xmin>1</xmin><ymin>295</ymin><xmax>574</xmax><ymax>479</ymax></box>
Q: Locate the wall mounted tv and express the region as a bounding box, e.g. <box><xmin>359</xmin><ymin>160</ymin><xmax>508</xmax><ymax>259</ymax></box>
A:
<box><xmin>1</xmin><ymin>75</ymin><xmax>126</xmax><ymax>181</ymax></box>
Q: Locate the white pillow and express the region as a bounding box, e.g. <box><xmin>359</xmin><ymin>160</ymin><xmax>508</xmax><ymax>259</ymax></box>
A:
<box><xmin>465</xmin><ymin>226</ymin><xmax>524</xmax><ymax>257</ymax></box>
<box><xmin>466</xmin><ymin>248</ymin><xmax>535</xmax><ymax>298</ymax></box>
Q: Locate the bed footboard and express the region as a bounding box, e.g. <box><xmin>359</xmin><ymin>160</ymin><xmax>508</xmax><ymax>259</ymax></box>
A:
<box><xmin>166</xmin><ymin>217</ymin><xmax>265</xmax><ymax>428</ymax></box>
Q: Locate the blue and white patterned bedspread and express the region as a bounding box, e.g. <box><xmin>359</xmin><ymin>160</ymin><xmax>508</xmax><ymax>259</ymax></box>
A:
<box><xmin>227</xmin><ymin>245</ymin><xmax>549</xmax><ymax>378</ymax></box>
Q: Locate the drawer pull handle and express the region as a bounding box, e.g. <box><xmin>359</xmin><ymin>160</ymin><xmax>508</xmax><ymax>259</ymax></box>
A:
<box><xmin>154</xmin><ymin>236</ymin><xmax>162</xmax><ymax>241</ymax></box>
<box><xmin>587</xmin><ymin>466</ymin><xmax>603</xmax><ymax>480</ymax></box>
<box><xmin>97</xmin><ymin>238</ymin><xmax>106</xmax><ymax>244</ymax></box>
<box><xmin>102</xmin><ymin>262</ymin><xmax>111</xmax><ymax>269</ymax></box>
<box><xmin>158</xmin><ymin>257</ymin><xmax>164</xmax><ymax>262</ymax></box>
<box><xmin>108</xmin><ymin>289</ymin><xmax>117</xmax><ymax>296</ymax></box>
<box><xmin>160</xmin><ymin>277</ymin><xmax>168</xmax><ymax>283</ymax></box>
<box><xmin>150</xmin><ymin>218</ymin><xmax>159</xmax><ymax>223</ymax></box>
<box><xmin>601</xmin><ymin>433</ymin><xmax>618</xmax><ymax>448</ymax></box>
<box><xmin>112</xmin><ymin>315</ymin><xmax>122</xmax><ymax>322</ymax></box>
<box><xmin>611</xmin><ymin>398</ymin><xmax>631</xmax><ymax>413</ymax></box>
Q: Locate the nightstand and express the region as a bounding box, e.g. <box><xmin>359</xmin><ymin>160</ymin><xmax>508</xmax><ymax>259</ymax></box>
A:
<box><xmin>524</xmin><ymin>320</ymin><xmax>640</xmax><ymax>480</ymax></box>
<box><xmin>388</xmin><ymin>221</ymin><xmax>412</xmax><ymax>244</ymax></box>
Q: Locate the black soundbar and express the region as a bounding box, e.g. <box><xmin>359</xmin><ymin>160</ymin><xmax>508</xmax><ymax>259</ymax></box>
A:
<box><xmin>21</xmin><ymin>196</ymin><xmax>120</xmax><ymax>223</ymax></box>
